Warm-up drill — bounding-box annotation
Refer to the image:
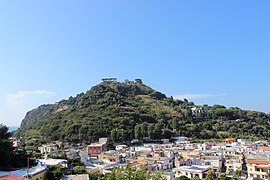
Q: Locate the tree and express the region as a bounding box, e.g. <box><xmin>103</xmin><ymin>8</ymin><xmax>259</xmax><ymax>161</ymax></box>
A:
<box><xmin>162</xmin><ymin>128</ymin><xmax>174</xmax><ymax>139</ymax></box>
<box><xmin>72</xmin><ymin>166</ymin><xmax>86</xmax><ymax>174</ymax></box>
<box><xmin>205</xmin><ymin>170</ymin><xmax>214</xmax><ymax>180</ymax></box>
<box><xmin>135</xmin><ymin>79</ymin><xmax>143</xmax><ymax>84</ymax></box>
<box><xmin>184</xmin><ymin>108</ymin><xmax>192</xmax><ymax>118</ymax></box>
<box><xmin>200</xmin><ymin>130</ymin><xmax>210</xmax><ymax>139</ymax></box>
<box><xmin>233</xmin><ymin>170</ymin><xmax>243</xmax><ymax>180</ymax></box>
<box><xmin>140</xmin><ymin>123</ymin><xmax>148</xmax><ymax>138</ymax></box>
<box><xmin>134</xmin><ymin>125</ymin><xmax>142</xmax><ymax>140</ymax></box>
<box><xmin>147</xmin><ymin>124</ymin><xmax>154</xmax><ymax>139</ymax></box>
<box><xmin>150</xmin><ymin>91</ymin><xmax>166</xmax><ymax>100</ymax></box>
<box><xmin>68</xmin><ymin>158</ymin><xmax>85</xmax><ymax>167</ymax></box>
<box><xmin>151</xmin><ymin>172</ymin><xmax>166</xmax><ymax>180</ymax></box>
<box><xmin>0</xmin><ymin>124</ymin><xmax>10</xmax><ymax>140</ymax></box>
<box><xmin>46</xmin><ymin>166</ymin><xmax>63</xmax><ymax>180</ymax></box>
<box><xmin>154</xmin><ymin>122</ymin><xmax>163</xmax><ymax>139</ymax></box>
<box><xmin>105</xmin><ymin>166</ymin><xmax>149</xmax><ymax>180</ymax></box>
<box><xmin>111</xmin><ymin>128</ymin><xmax>118</xmax><ymax>143</ymax></box>
<box><xmin>132</xmin><ymin>167</ymin><xmax>150</xmax><ymax>179</ymax></box>
<box><xmin>170</xmin><ymin>118</ymin><xmax>179</xmax><ymax>131</ymax></box>
<box><xmin>219</xmin><ymin>174</ymin><xmax>227</xmax><ymax>180</ymax></box>
<box><xmin>88</xmin><ymin>172</ymin><xmax>103</xmax><ymax>180</ymax></box>
<box><xmin>0</xmin><ymin>124</ymin><xmax>13</xmax><ymax>169</ymax></box>
<box><xmin>0</xmin><ymin>124</ymin><xmax>29</xmax><ymax>170</ymax></box>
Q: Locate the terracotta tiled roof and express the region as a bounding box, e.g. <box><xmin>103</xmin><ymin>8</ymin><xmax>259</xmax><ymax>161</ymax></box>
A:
<box><xmin>259</xmin><ymin>146</ymin><xmax>270</xmax><ymax>151</ymax></box>
<box><xmin>246</xmin><ymin>160</ymin><xmax>269</xmax><ymax>165</ymax></box>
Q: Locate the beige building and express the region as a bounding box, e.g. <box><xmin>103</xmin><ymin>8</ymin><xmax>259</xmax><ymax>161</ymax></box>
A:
<box><xmin>246</xmin><ymin>159</ymin><xmax>270</xmax><ymax>180</ymax></box>
<box><xmin>200</xmin><ymin>151</ymin><xmax>223</xmax><ymax>171</ymax></box>
<box><xmin>224</xmin><ymin>149</ymin><xmax>244</xmax><ymax>175</ymax></box>
<box><xmin>225</xmin><ymin>158</ymin><xmax>243</xmax><ymax>175</ymax></box>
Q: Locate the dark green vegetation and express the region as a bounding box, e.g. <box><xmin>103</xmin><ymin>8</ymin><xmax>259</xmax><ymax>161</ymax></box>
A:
<box><xmin>0</xmin><ymin>124</ymin><xmax>32</xmax><ymax>170</ymax></box>
<box><xmin>46</xmin><ymin>166</ymin><xmax>63</xmax><ymax>180</ymax></box>
<box><xmin>46</xmin><ymin>165</ymin><xmax>167</xmax><ymax>180</ymax></box>
<box><xmin>46</xmin><ymin>158</ymin><xmax>86</xmax><ymax>180</ymax></box>
<box><xmin>89</xmin><ymin>166</ymin><xmax>167</xmax><ymax>180</ymax></box>
<box><xmin>17</xmin><ymin>79</ymin><xmax>270</xmax><ymax>144</ymax></box>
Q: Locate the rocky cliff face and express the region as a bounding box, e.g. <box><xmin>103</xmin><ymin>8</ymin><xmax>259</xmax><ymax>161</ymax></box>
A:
<box><xmin>20</xmin><ymin>104</ymin><xmax>56</xmax><ymax>128</ymax></box>
<box><xmin>20</xmin><ymin>93</ymin><xmax>79</xmax><ymax>129</ymax></box>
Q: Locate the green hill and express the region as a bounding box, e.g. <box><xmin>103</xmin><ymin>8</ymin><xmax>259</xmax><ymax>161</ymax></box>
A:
<box><xmin>17</xmin><ymin>79</ymin><xmax>270</xmax><ymax>143</ymax></box>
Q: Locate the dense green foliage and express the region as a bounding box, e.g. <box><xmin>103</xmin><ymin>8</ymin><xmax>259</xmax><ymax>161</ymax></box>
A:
<box><xmin>67</xmin><ymin>158</ymin><xmax>86</xmax><ymax>174</ymax></box>
<box><xmin>0</xmin><ymin>124</ymin><xmax>30</xmax><ymax>170</ymax></box>
<box><xmin>17</xmin><ymin>80</ymin><xmax>270</xmax><ymax>143</ymax></box>
<box><xmin>46</xmin><ymin>166</ymin><xmax>63</xmax><ymax>180</ymax></box>
<box><xmin>105</xmin><ymin>166</ymin><xmax>150</xmax><ymax>180</ymax></box>
<box><xmin>91</xmin><ymin>166</ymin><xmax>167</xmax><ymax>180</ymax></box>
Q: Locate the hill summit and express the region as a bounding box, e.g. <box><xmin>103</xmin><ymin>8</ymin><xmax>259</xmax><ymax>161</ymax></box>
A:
<box><xmin>17</xmin><ymin>78</ymin><xmax>270</xmax><ymax>143</ymax></box>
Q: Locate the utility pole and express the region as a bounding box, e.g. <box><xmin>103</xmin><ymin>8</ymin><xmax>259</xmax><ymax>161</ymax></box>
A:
<box><xmin>26</xmin><ymin>157</ymin><xmax>35</xmax><ymax>180</ymax></box>
<box><xmin>27</xmin><ymin>157</ymin><xmax>29</xmax><ymax>180</ymax></box>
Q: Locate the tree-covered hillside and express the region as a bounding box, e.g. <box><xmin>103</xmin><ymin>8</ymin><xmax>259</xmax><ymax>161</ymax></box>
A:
<box><xmin>17</xmin><ymin>79</ymin><xmax>270</xmax><ymax>143</ymax></box>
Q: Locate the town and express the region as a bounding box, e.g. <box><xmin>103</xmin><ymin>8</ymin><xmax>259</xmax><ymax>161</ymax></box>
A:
<box><xmin>1</xmin><ymin>136</ymin><xmax>270</xmax><ymax>180</ymax></box>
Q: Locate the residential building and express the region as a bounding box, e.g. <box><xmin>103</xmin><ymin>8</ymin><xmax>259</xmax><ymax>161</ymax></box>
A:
<box><xmin>0</xmin><ymin>167</ymin><xmax>46</xmax><ymax>180</ymax></box>
<box><xmin>115</xmin><ymin>145</ymin><xmax>128</xmax><ymax>151</ymax></box>
<box><xmin>98</xmin><ymin>138</ymin><xmax>108</xmax><ymax>145</ymax></box>
<box><xmin>37</xmin><ymin>158</ymin><xmax>68</xmax><ymax>168</ymax></box>
<box><xmin>225</xmin><ymin>157</ymin><xmax>243</xmax><ymax>175</ymax></box>
<box><xmin>224</xmin><ymin>148</ymin><xmax>244</xmax><ymax>175</ymax></box>
<box><xmin>224</xmin><ymin>138</ymin><xmax>235</xmax><ymax>144</ymax></box>
<box><xmin>38</xmin><ymin>144</ymin><xmax>58</xmax><ymax>154</ymax></box>
<box><xmin>200</xmin><ymin>151</ymin><xmax>223</xmax><ymax>172</ymax></box>
<box><xmin>88</xmin><ymin>143</ymin><xmax>104</xmax><ymax>157</ymax></box>
<box><xmin>246</xmin><ymin>159</ymin><xmax>270</xmax><ymax>180</ymax></box>
<box><xmin>173</xmin><ymin>165</ymin><xmax>211</xmax><ymax>179</ymax></box>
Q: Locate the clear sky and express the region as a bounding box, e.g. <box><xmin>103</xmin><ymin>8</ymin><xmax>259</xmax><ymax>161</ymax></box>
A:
<box><xmin>0</xmin><ymin>1</ymin><xmax>270</xmax><ymax>126</ymax></box>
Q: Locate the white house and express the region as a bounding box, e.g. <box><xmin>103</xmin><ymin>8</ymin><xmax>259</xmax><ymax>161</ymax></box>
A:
<box><xmin>173</xmin><ymin>165</ymin><xmax>211</xmax><ymax>179</ymax></box>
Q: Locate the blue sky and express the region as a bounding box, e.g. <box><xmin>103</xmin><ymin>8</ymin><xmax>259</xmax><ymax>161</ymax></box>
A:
<box><xmin>0</xmin><ymin>1</ymin><xmax>270</xmax><ymax>126</ymax></box>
